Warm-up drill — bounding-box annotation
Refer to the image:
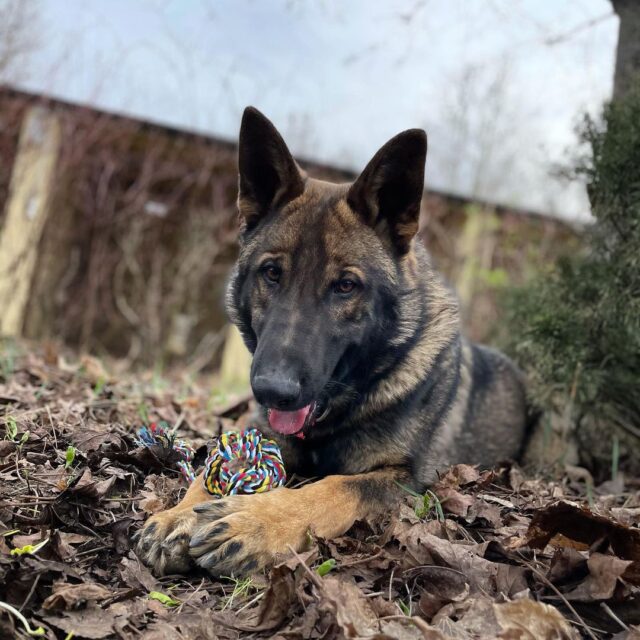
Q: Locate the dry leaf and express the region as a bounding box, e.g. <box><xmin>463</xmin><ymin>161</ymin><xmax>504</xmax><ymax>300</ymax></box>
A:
<box><xmin>564</xmin><ymin>552</ymin><xmax>635</xmax><ymax>601</ymax></box>
<box><xmin>44</xmin><ymin>608</ymin><xmax>116</xmax><ymax>639</ymax></box>
<box><xmin>524</xmin><ymin>501</ymin><xmax>640</xmax><ymax>561</ymax></box>
<box><xmin>43</xmin><ymin>582</ymin><xmax>113</xmax><ymax>610</ymax></box>
<box><xmin>316</xmin><ymin>576</ymin><xmax>379</xmax><ymax>638</ymax></box>
<box><xmin>494</xmin><ymin>600</ymin><xmax>578</xmax><ymax>639</ymax></box>
<box><xmin>436</xmin><ymin>487</ymin><xmax>475</xmax><ymax>517</ymax></box>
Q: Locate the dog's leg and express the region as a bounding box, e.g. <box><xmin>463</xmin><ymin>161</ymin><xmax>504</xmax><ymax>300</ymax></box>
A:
<box><xmin>136</xmin><ymin>475</ymin><xmax>212</xmax><ymax>575</ymax></box>
<box><xmin>189</xmin><ymin>467</ymin><xmax>409</xmax><ymax>575</ymax></box>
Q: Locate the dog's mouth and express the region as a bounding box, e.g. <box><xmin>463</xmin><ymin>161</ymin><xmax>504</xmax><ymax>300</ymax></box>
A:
<box><xmin>268</xmin><ymin>401</ymin><xmax>330</xmax><ymax>438</ymax></box>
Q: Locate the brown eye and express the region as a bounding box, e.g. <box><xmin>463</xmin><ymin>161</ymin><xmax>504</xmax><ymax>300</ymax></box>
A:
<box><xmin>262</xmin><ymin>265</ymin><xmax>281</xmax><ymax>284</ymax></box>
<box><xmin>335</xmin><ymin>279</ymin><xmax>357</xmax><ymax>295</ymax></box>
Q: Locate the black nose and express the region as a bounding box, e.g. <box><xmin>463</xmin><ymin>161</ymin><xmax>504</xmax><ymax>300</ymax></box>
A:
<box><xmin>252</xmin><ymin>374</ymin><xmax>301</xmax><ymax>410</ymax></box>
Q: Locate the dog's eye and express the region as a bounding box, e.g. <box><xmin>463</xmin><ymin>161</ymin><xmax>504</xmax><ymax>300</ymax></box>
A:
<box><xmin>334</xmin><ymin>279</ymin><xmax>357</xmax><ymax>295</ymax></box>
<box><xmin>262</xmin><ymin>265</ymin><xmax>281</xmax><ymax>284</ymax></box>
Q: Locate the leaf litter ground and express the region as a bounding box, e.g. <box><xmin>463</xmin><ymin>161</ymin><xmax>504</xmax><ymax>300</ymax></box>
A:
<box><xmin>0</xmin><ymin>345</ymin><xmax>639</xmax><ymax>639</ymax></box>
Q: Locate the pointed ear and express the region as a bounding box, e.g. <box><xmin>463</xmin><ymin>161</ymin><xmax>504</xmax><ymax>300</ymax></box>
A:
<box><xmin>347</xmin><ymin>129</ymin><xmax>427</xmax><ymax>254</ymax></box>
<box><xmin>238</xmin><ymin>107</ymin><xmax>305</xmax><ymax>230</ymax></box>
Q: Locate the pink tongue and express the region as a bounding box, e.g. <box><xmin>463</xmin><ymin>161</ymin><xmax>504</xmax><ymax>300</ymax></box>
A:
<box><xmin>268</xmin><ymin>404</ymin><xmax>312</xmax><ymax>435</ymax></box>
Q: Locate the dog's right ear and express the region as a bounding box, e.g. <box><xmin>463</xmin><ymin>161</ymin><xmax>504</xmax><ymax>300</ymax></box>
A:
<box><xmin>238</xmin><ymin>107</ymin><xmax>305</xmax><ymax>231</ymax></box>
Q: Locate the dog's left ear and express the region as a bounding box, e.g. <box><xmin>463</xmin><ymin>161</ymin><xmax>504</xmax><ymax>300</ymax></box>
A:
<box><xmin>347</xmin><ymin>129</ymin><xmax>427</xmax><ymax>255</ymax></box>
<box><xmin>238</xmin><ymin>107</ymin><xmax>305</xmax><ymax>231</ymax></box>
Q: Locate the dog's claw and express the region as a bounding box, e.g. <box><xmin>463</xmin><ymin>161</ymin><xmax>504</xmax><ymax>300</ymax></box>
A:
<box><xmin>136</xmin><ymin>510</ymin><xmax>196</xmax><ymax>575</ymax></box>
<box><xmin>188</xmin><ymin>494</ymin><xmax>288</xmax><ymax>576</ymax></box>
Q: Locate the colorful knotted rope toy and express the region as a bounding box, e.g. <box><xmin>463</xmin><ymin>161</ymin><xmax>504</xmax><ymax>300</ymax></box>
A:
<box><xmin>202</xmin><ymin>428</ymin><xmax>286</xmax><ymax>497</ymax></box>
<box><xmin>135</xmin><ymin>421</ymin><xmax>197</xmax><ymax>483</ymax></box>
<box><xmin>135</xmin><ymin>423</ymin><xmax>286</xmax><ymax>498</ymax></box>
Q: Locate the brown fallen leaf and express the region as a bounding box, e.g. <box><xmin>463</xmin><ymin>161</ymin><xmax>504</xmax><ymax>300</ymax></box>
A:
<box><xmin>70</xmin><ymin>468</ymin><xmax>117</xmax><ymax>499</ymax></box>
<box><xmin>316</xmin><ymin>575</ymin><xmax>379</xmax><ymax>638</ymax></box>
<box><xmin>437</xmin><ymin>464</ymin><xmax>481</xmax><ymax>488</ymax></box>
<box><xmin>11</xmin><ymin>532</ymin><xmax>44</xmax><ymax>548</ymax></box>
<box><xmin>254</xmin><ymin>563</ymin><xmax>299</xmax><ymax>630</ymax></box>
<box><xmin>44</xmin><ymin>607</ymin><xmax>116</xmax><ymax>639</ymax></box>
<box><xmin>387</xmin><ymin>507</ymin><xmax>529</xmax><ymax>597</ymax></box>
<box><xmin>71</xmin><ymin>426</ymin><xmax>121</xmax><ymax>454</ymax></box>
<box><xmin>433</xmin><ymin>596</ymin><xmax>501</xmax><ymax>638</ymax></box>
<box><xmin>547</xmin><ymin>547</ymin><xmax>588</xmax><ymax>585</ymax></box>
<box><xmin>246</xmin><ymin>549</ymin><xmax>318</xmax><ymax>632</ymax></box>
<box><xmin>523</xmin><ymin>501</ymin><xmax>640</xmax><ymax>561</ymax></box>
<box><xmin>43</xmin><ymin>582</ymin><xmax>113</xmax><ymax>610</ymax></box>
<box><xmin>119</xmin><ymin>554</ymin><xmax>159</xmax><ymax>592</ymax></box>
<box><xmin>564</xmin><ymin>552</ymin><xmax>635</xmax><ymax>601</ymax></box>
<box><xmin>409</xmin><ymin>565</ymin><xmax>470</xmax><ymax>620</ymax></box>
<box><xmin>435</xmin><ymin>487</ymin><xmax>475</xmax><ymax>517</ymax></box>
<box><xmin>494</xmin><ymin>599</ymin><xmax>579</xmax><ymax>639</ymax></box>
<box><xmin>0</xmin><ymin>440</ymin><xmax>16</xmax><ymax>458</ymax></box>
<box><xmin>431</xmin><ymin>597</ymin><xmax>578</xmax><ymax>640</ymax></box>
<box><xmin>468</xmin><ymin>498</ymin><xmax>503</xmax><ymax>527</ymax></box>
<box><xmin>112</xmin><ymin>518</ymin><xmax>134</xmax><ymax>554</ymax></box>
<box><xmin>138</xmin><ymin>489</ymin><xmax>165</xmax><ymax>514</ymax></box>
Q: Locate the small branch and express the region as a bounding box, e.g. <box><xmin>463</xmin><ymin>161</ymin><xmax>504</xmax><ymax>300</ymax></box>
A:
<box><xmin>517</xmin><ymin>553</ymin><xmax>598</xmax><ymax>640</ymax></box>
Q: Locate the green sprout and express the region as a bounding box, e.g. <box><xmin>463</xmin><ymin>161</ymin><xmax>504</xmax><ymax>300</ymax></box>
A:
<box><xmin>10</xmin><ymin>538</ymin><xmax>50</xmax><ymax>556</ymax></box>
<box><xmin>93</xmin><ymin>376</ymin><xmax>107</xmax><ymax>396</ymax></box>
<box><xmin>148</xmin><ymin>591</ymin><xmax>181</xmax><ymax>607</ymax></box>
<box><xmin>0</xmin><ymin>601</ymin><xmax>45</xmax><ymax>636</ymax></box>
<box><xmin>65</xmin><ymin>445</ymin><xmax>77</xmax><ymax>469</ymax></box>
<box><xmin>316</xmin><ymin>558</ymin><xmax>337</xmax><ymax>577</ymax></box>
<box><xmin>221</xmin><ymin>576</ymin><xmax>256</xmax><ymax>610</ymax></box>
<box><xmin>397</xmin><ymin>599</ymin><xmax>411</xmax><ymax>616</ymax></box>
<box><xmin>396</xmin><ymin>482</ymin><xmax>445</xmax><ymax>521</ymax></box>
<box><xmin>5</xmin><ymin>416</ymin><xmax>17</xmax><ymax>441</ymax></box>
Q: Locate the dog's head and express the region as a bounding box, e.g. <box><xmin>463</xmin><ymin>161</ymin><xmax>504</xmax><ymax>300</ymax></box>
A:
<box><xmin>227</xmin><ymin>107</ymin><xmax>427</xmax><ymax>436</ymax></box>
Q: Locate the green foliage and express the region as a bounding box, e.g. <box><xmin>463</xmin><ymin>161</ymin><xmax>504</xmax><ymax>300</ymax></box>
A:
<box><xmin>220</xmin><ymin>576</ymin><xmax>257</xmax><ymax>610</ymax></box>
<box><xmin>316</xmin><ymin>558</ymin><xmax>337</xmax><ymax>576</ymax></box>
<box><xmin>148</xmin><ymin>591</ymin><xmax>181</xmax><ymax>607</ymax></box>
<box><xmin>396</xmin><ymin>482</ymin><xmax>445</xmax><ymax>521</ymax></box>
<box><xmin>65</xmin><ymin>445</ymin><xmax>77</xmax><ymax>469</ymax></box>
<box><xmin>503</xmin><ymin>82</ymin><xmax>640</xmax><ymax>468</ymax></box>
<box><xmin>5</xmin><ymin>416</ymin><xmax>17</xmax><ymax>441</ymax></box>
<box><xmin>92</xmin><ymin>376</ymin><xmax>107</xmax><ymax>396</ymax></box>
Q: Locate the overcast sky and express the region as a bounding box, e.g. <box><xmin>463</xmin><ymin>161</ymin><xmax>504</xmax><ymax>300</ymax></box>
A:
<box><xmin>17</xmin><ymin>0</ymin><xmax>618</xmax><ymax>220</ymax></box>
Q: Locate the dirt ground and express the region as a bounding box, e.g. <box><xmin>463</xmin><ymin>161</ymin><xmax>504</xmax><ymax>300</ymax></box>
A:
<box><xmin>0</xmin><ymin>344</ymin><xmax>638</xmax><ymax>639</ymax></box>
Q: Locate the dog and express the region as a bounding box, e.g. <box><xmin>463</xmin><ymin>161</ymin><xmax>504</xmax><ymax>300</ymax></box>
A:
<box><xmin>136</xmin><ymin>107</ymin><xmax>529</xmax><ymax>576</ymax></box>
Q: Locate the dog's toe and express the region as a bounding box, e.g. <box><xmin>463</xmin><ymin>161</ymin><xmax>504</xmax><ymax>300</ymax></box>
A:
<box><xmin>188</xmin><ymin>491</ymin><xmax>309</xmax><ymax>576</ymax></box>
<box><xmin>136</xmin><ymin>510</ymin><xmax>196</xmax><ymax>575</ymax></box>
<box><xmin>189</xmin><ymin>498</ymin><xmax>273</xmax><ymax>576</ymax></box>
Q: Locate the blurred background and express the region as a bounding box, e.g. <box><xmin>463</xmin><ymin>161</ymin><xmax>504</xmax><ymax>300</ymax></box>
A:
<box><xmin>1</xmin><ymin>1</ymin><xmax>639</xmax><ymax>475</ymax></box>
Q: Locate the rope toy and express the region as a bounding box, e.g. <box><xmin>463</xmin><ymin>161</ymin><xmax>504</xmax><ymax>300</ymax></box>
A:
<box><xmin>135</xmin><ymin>423</ymin><xmax>286</xmax><ymax>497</ymax></box>
<box><xmin>135</xmin><ymin>421</ymin><xmax>196</xmax><ymax>483</ymax></box>
<box><xmin>202</xmin><ymin>428</ymin><xmax>286</xmax><ymax>497</ymax></box>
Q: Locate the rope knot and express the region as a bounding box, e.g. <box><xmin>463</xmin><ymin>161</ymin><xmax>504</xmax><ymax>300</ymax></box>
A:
<box><xmin>203</xmin><ymin>428</ymin><xmax>286</xmax><ymax>497</ymax></box>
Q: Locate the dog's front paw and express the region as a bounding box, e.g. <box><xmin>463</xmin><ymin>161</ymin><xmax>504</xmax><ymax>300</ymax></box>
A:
<box><xmin>136</xmin><ymin>508</ymin><xmax>196</xmax><ymax>575</ymax></box>
<box><xmin>189</xmin><ymin>489</ymin><xmax>308</xmax><ymax>576</ymax></box>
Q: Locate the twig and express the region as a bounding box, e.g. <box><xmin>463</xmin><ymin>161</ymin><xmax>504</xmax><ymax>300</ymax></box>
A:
<box><xmin>236</xmin><ymin>591</ymin><xmax>265</xmax><ymax>614</ymax></box>
<box><xmin>175</xmin><ymin>577</ymin><xmax>205</xmax><ymax>614</ymax></box>
<box><xmin>600</xmin><ymin>602</ymin><xmax>629</xmax><ymax>632</ymax></box>
<box><xmin>388</xmin><ymin>567</ymin><xmax>396</xmax><ymax>601</ymax></box>
<box><xmin>377</xmin><ymin>614</ymin><xmax>436</xmax><ymax>636</ymax></box>
<box><xmin>518</xmin><ymin>553</ymin><xmax>598</xmax><ymax>640</ymax></box>
<box><xmin>341</xmin><ymin>550</ymin><xmax>384</xmax><ymax>567</ymax></box>
<box><xmin>19</xmin><ymin>573</ymin><xmax>41</xmax><ymax>612</ymax></box>
<box><xmin>73</xmin><ymin>545</ymin><xmax>111</xmax><ymax>558</ymax></box>
<box><xmin>46</xmin><ymin>405</ymin><xmax>58</xmax><ymax>449</ymax></box>
<box><xmin>285</xmin><ymin>544</ymin><xmax>323</xmax><ymax>589</ymax></box>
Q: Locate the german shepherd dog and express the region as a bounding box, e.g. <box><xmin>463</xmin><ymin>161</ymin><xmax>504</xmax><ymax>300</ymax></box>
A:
<box><xmin>136</xmin><ymin>107</ymin><xmax>528</xmax><ymax>576</ymax></box>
